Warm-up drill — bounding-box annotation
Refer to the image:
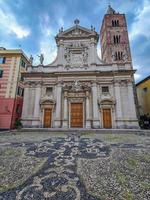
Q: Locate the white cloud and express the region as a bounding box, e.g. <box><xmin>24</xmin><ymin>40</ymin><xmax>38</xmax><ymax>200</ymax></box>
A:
<box><xmin>129</xmin><ymin>0</ymin><xmax>150</xmax><ymax>40</ymax></box>
<box><xmin>34</xmin><ymin>13</ymin><xmax>58</xmax><ymax>65</ymax></box>
<box><xmin>0</xmin><ymin>2</ymin><xmax>30</xmax><ymax>39</ymax></box>
<box><xmin>134</xmin><ymin>73</ymin><xmax>141</xmax><ymax>82</ymax></box>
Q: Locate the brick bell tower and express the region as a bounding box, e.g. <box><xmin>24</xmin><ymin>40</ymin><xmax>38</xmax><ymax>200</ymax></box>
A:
<box><xmin>100</xmin><ymin>5</ymin><xmax>132</xmax><ymax>64</ymax></box>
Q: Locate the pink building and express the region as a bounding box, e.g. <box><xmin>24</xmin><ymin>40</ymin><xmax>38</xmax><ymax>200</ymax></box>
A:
<box><xmin>0</xmin><ymin>48</ymin><xmax>30</xmax><ymax>129</ymax></box>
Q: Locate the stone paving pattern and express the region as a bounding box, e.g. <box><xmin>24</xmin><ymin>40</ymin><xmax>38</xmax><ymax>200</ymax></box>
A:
<box><xmin>0</xmin><ymin>131</ymin><xmax>150</xmax><ymax>200</ymax></box>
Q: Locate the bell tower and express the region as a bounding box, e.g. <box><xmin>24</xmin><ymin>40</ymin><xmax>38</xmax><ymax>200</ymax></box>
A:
<box><xmin>100</xmin><ymin>5</ymin><xmax>132</xmax><ymax>64</ymax></box>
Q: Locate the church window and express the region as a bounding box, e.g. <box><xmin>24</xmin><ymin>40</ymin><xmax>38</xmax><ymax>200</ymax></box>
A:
<box><xmin>0</xmin><ymin>69</ymin><xmax>3</xmax><ymax>77</ymax></box>
<box><xmin>0</xmin><ymin>57</ymin><xmax>6</xmax><ymax>64</ymax></box>
<box><xmin>112</xmin><ymin>20</ymin><xmax>119</xmax><ymax>27</ymax></box>
<box><xmin>21</xmin><ymin>59</ymin><xmax>26</xmax><ymax>68</ymax></box>
<box><xmin>46</xmin><ymin>87</ymin><xmax>53</xmax><ymax>96</ymax></box>
<box><xmin>17</xmin><ymin>86</ymin><xmax>24</xmax><ymax>96</ymax></box>
<box><xmin>102</xmin><ymin>86</ymin><xmax>109</xmax><ymax>93</ymax></box>
<box><xmin>115</xmin><ymin>52</ymin><xmax>118</xmax><ymax>60</ymax></box>
<box><xmin>113</xmin><ymin>35</ymin><xmax>121</xmax><ymax>44</ymax></box>
<box><xmin>112</xmin><ymin>20</ymin><xmax>115</xmax><ymax>27</ymax></box>
<box><xmin>115</xmin><ymin>52</ymin><xmax>123</xmax><ymax>60</ymax></box>
<box><xmin>116</xmin><ymin>20</ymin><xmax>119</xmax><ymax>26</ymax></box>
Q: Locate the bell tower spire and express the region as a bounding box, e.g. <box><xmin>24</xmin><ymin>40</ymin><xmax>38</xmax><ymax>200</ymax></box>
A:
<box><xmin>100</xmin><ymin>6</ymin><xmax>132</xmax><ymax>64</ymax></box>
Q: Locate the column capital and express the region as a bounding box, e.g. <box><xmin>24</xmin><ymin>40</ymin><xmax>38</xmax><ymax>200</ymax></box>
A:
<box><xmin>85</xmin><ymin>91</ymin><xmax>90</xmax><ymax>97</ymax></box>
<box><xmin>91</xmin><ymin>81</ymin><xmax>97</xmax><ymax>87</ymax></box>
<box><xmin>64</xmin><ymin>91</ymin><xmax>68</xmax><ymax>98</ymax></box>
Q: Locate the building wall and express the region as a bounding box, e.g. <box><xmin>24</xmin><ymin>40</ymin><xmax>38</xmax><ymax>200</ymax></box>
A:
<box><xmin>0</xmin><ymin>50</ymin><xmax>29</xmax><ymax>129</ymax></box>
<box><xmin>137</xmin><ymin>79</ymin><xmax>150</xmax><ymax>115</ymax></box>
<box><xmin>21</xmin><ymin>75</ymin><xmax>139</xmax><ymax>129</ymax></box>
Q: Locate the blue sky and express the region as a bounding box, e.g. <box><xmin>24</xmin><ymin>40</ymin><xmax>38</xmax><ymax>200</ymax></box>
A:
<box><xmin>0</xmin><ymin>0</ymin><xmax>150</xmax><ymax>82</ymax></box>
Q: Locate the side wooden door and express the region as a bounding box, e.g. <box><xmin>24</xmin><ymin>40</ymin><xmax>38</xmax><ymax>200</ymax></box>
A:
<box><xmin>71</xmin><ymin>103</ymin><xmax>83</xmax><ymax>128</ymax></box>
<box><xmin>103</xmin><ymin>108</ymin><xmax>112</xmax><ymax>128</ymax></box>
<box><xmin>44</xmin><ymin>108</ymin><xmax>52</xmax><ymax>128</ymax></box>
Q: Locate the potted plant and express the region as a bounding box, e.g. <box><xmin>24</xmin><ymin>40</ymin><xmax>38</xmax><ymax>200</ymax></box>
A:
<box><xmin>14</xmin><ymin>119</ymin><xmax>23</xmax><ymax>130</ymax></box>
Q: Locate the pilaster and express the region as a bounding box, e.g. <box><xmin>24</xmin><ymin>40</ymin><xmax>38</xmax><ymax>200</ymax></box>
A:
<box><xmin>62</xmin><ymin>91</ymin><xmax>68</xmax><ymax>128</ymax></box>
<box><xmin>92</xmin><ymin>82</ymin><xmax>100</xmax><ymax>128</ymax></box>
<box><xmin>54</xmin><ymin>82</ymin><xmax>62</xmax><ymax>127</ymax></box>
<box><xmin>32</xmin><ymin>84</ymin><xmax>41</xmax><ymax>126</ymax></box>
<box><xmin>86</xmin><ymin>91</ymin><xmax>91</xmax><ymax>128</ymax></box>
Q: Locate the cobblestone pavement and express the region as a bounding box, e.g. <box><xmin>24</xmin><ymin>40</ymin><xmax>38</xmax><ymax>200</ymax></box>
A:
<box><xmin>0</xmin><ymin>131</ymin><xmax>150</xmax><ymax>200</ymax></box>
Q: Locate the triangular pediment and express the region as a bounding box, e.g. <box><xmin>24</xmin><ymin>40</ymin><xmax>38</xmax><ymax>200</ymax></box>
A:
<box><xmin>56</xmin><ymin>25</ymin><xmax>98</xmax><ymax>38</ymax></box>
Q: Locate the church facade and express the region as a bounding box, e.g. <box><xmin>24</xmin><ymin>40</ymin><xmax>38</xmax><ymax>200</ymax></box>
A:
<box><xmin>21</xmin><ymin>6</ymin><xmax>139</xmax><ymax>129</ymax></box>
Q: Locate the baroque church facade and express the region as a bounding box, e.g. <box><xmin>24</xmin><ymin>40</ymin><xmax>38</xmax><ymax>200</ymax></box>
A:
<box><xmin>21</xmin><ymin>6</ymin><xmax>139</xmax><ymax>129</ymax></box>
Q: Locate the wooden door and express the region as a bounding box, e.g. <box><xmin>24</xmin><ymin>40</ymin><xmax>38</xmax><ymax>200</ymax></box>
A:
<box><xmin>44</xmin><ymin>109</ymin><xmax>52</xmax><ymax>128</ymax></box>
<box><xmin>103</xmin><ymin>108</ymin><xmax>112</xmax><ymax>128</ymax></box>
<box><xmin>71</xmin><ymin>103</ymin><xmax>83</xmax><ymax>128</ymax></box>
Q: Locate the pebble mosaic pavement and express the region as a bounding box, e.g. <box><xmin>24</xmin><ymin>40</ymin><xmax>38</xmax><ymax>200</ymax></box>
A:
<box><xmin>0</xmin><ymin>131</ymin><xmax>150</xmax><ymax>200</ymax></box>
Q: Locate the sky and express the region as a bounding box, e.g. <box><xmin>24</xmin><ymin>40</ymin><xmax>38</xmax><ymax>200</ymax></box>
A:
<box><xmin>0</xmin><ymin>0</ymin><xmax>150</xmax><ymax>83</ymax></box>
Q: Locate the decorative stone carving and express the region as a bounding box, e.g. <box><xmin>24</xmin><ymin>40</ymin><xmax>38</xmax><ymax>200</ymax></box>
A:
<box><xmin>64</xmin><ymin>42</ymin><xmax>89</xmax><ymax>68</ymax></box>
<box><xmin>98</xmin><ymin>99</ymin><xmax>116</xmax><ymax>112</ymax></box>
<box><xmin>63</xmin><ymin>81</ymin><xmax>91</xmax><ymax>92</ymax></box>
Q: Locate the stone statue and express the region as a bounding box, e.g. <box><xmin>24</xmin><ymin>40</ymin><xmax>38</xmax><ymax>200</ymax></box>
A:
<box><xmin>29</xmin><ymin>55</ymin><xmax>33</xmax><ymax>64</ymax></box>
<box><xmin>37</xmin><ymin>54</ymin><xmax>44</xmax><ymax>65</ymax></box>
<box><xmin>82</xmin><ymin>49</ymin><xmax>88</xmax><ymax>64</ymax></box>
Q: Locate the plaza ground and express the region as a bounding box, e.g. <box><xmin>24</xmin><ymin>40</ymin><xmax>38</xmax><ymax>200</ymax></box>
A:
<box><xmin>0</xmin><ymin>129</ymin><xmax>150</xmax><ymax>200</ymax></box>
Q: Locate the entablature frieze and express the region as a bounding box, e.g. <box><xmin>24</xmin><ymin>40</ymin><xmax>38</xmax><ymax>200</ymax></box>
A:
<box><xmin>67</xmin><ymin>92</ymin><xmax>86</xmax><ymax>98</ymax></box>
<box><xmin>24</xmin><ymin>81</ymin><xmax>43</xmax><ymax>88</ymax></box>
<box><xmin>113</xmin><ymin>79</ymin><xmax>133</xmax><ymax>86</ymax></box>
<box><xmin>63</xmin><ymin>80</ymin><xmax>91</xmax><ymax>92</ymax></box>
<box><xmin>68</xmin><ymin>98</ymin><xmax>85</xmax><ymax>103</ymax></box>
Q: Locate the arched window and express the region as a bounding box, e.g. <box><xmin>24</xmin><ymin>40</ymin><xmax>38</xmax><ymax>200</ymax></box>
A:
<box><xmin>112</xmin><ymin>20</ymin><xmax>119</xmax><ymax>27</ymax></box>
<box><xmin>114</xmin><ymin>35</ymin><xmax>121</xmax><ymax>44</ymax></box>
<box><xmin>113</xmin><ymin>36</ymin><xmax>116</xmax><ymax>44</ymax></box>
<box><xmin>116</xmin><ymin>20</ymin><xmax>119</xmax><ymax>26</ymax></box>
<box><xmin>115</xmin><ymin>52</ymin><xmax>118</xmax><ymax>60</ymax></box>
<box><xmin>115</xmin><ymin>52</ymin><xmax>123</xmax><ymax>61</ymax></box>
<box><xmin>112</xmin><ymin>20</ymin><xmax>115</xmax><ymax>27</ymax></box>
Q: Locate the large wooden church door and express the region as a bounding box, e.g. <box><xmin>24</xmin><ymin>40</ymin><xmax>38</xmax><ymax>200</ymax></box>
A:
<box><xmin>102</xmin><ymin>108</ymin><xmax>112</xmax><ymax>128</ymax></box>
<box><xmin>44</xmin><ymin>108</ymin><xmax>52</xmax><ymax>128</ymax></box>
<box><xmin>71</xmin><ymin>103</ymin><xmax>83</xmax><ymax>128</ymax></box>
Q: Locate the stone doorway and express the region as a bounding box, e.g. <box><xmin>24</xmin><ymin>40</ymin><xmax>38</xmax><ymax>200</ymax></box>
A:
<box><xmin>71</xmin><ymin>103</ymin><xmax>83</xmax><ymax>128</ymax></box>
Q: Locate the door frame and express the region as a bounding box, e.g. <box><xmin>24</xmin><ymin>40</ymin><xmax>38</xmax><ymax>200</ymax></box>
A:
<box><xmin>43</xmin><ymin>108</ymin><xmax>52</xmax><ymax>128</ymax></box>
<box><xmin>102</xmin><ymin>108</ymin><xmax>112</xmax><ymax>129</ymax></box>
<box><xmin>69</xmin><ymin>100</ymin><xmax>85</xmax><ymax>128</ymax></box>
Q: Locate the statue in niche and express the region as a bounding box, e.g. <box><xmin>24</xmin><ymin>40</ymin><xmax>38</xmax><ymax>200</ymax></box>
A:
<box><xmin>37</xmin><ymin>54</ymin><xmax>44</xmax><ymax>65</ymax></box>
<box><xmin>82</xmin><ymin>49</ymin><xmax>88</xmax><ymax>64</ymax></box>
<box><xmin>64</xmin><ymin>50</ymin><xmax>71</xmax><ymax>65</ymax></box>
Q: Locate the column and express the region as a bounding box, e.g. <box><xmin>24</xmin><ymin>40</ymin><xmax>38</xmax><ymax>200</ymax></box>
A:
<box><xmin>21</xmin><ymin>85</ymin><xmax>29</xmax><ymax>127</ymax></box>
<box><xmin>90</xmin><ymin>38</ymin><xmax>96</xmax><ymax>65</ymax></box>
<box><xmin>92</xmin><ymin>82</ymin><xmax>100</xmax><ymax>128</ymax></box>
<box><xmin>114</xmin><ymin>82</ymin><xmax>122</xmax><ymax>119</ymax></box>
<box><xmin>57</xmin><ymin>41</ymin><xmax>64</xmax><ymax>66</ymax></box>
<box><xmin>32</xmin><ymin>84</ymin><xmax>41</xmax><ymax>127</ymax></box>
<box><xmin>86</xmin><ymin>91</ymin><xmax>91</xmax><ymax>128</ymax></box>
<box><xmin>54</xmin><ymin>82</ymin><xmax>62</xmax><ymax>128</ymax></box>
<box><xmin>62</xmin><ymin>91</ymin><xmax>68</xmax><ymax>128</ymax></box>
<box><xmin>128</xmin><ymin>81</ymin><xmax>137</xmax><ymax>119</ymax></box>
